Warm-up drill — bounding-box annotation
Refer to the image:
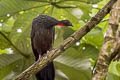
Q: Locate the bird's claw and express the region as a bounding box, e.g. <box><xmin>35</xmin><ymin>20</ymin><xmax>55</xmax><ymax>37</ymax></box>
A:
<box><xmin>47</xmin><ymin>50</ymin><xmax>50</xmax><ymax>54</ymax></box>
<box><xmin>38</xmin><ymin>55</ymin><xmax>41</xmax><ymax>59</ymax></box>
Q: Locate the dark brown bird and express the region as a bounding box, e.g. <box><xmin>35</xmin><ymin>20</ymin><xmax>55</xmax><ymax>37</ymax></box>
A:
<box><xmin>31</xmin><ymin>15</ymin><xmax>72</xmax><ymax>80</ymax></box>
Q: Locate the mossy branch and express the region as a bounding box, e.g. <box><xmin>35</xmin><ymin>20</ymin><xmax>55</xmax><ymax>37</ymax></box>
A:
<box><xmin>92</xmin><ymin>0</ymin><xmax>120</xmax><ymax>80</ymax></box>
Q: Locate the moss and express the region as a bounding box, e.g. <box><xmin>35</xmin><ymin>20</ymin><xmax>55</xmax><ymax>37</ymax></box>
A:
<box><xmin>106</xmin><ymin>42</ymin><xmax>113</xmax><ymax>53</ymax></box>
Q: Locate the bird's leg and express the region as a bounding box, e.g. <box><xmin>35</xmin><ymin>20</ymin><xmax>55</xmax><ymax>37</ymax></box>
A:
<box><xmin>47</xmin><ymin>50</ymin><xmax>50</xmax><ymax>54</ymax></box>
<box><xmin>47</xmin><ymin>48</ymin><xmax>53</xmax><ymax>54</ymax></box>
<box><xmin>38</xmin><ymin>54</ymin><xmax>42</xmax><ymax>60</ymax></box>
<box><xmin>46</xmin><ymin>48</ymin><xmax>54</xmax><ymax>58</ymax></box>
<box><xmin>40</xmin><ymin>48</ymin><xmax>54</xmax><ymax>59</ymax></box>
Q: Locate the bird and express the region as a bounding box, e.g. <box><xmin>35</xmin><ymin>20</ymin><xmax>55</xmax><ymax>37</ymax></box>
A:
<box><xmin>31</xmin><ymin>15</ymin><xmax>73</xmax><ymax>80</ymax></box>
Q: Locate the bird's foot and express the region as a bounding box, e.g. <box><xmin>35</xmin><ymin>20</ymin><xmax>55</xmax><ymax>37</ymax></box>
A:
<box><xmin>47</xmin><ymin>48</ymin><xmax>54</xmax><ymax>54</ymax></box>
<box><xmin>38</xmin><ymin>55</ymin><xmax>42</xmax><ymax>59</ymax></box>
<box><xmin>47</xmin><ymin>50</ymin><xmax>50</xmax><ymax>54</ymax></box>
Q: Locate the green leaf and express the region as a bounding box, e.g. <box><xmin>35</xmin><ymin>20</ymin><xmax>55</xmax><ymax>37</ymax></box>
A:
<box><xmin>57</xmin><ymin>1</ymin><xmax>92</xmax><ymax>20</ymax></box>
<box><xmin>55</xmin><ymin>57</ymin><xmax>91</xmax><ymax>80</ymax></box>
<box><xmin>109</xmin><ymin>61</ymin><xmax>120</xmax><ymax>76</ymax></box>
<box><xmin>26</xmin><ymin>0</ymin><xmax>49</xmax><ymax>2</ymax></box>
<box><xmin>116</xmin><ymin>63</ymin><xmax>120</xmax><ymax>74</ymax></box>
<box><xmin>77</xmin><ymin>43</ymin><xmax>99</xmax><ymax>60</ymax></box>
<box><xmin>58</xmin><ymin>0</ymin><xmax>102</xmax><ymax>4</ymax></box>
<box><xmin>0</xmin><ymin>32</ymin><xmax>11</xmax><ymax>49</ymax></box>
<box><xmin>54</xmin><ymin>43</ymin><xmax>98</xmax><ymax>79</ymax></box>
<box><xmin>55</xmin><ymin>70</ymin><xmax>69</xmax><ymax>80</ymax></box>
<box><xmin>83</xmin><ymin>27</ymin><xmax>104</xmax><ymax>49</ymax></box>
<box><xmin>63</xmin><ymin>27</ymin><xmax>74</xmax><ymax>39</ymax></box>
<box><xmin>107</xmin><ymin>72</ymin><xmax>120</xmax><ymax>80</ymax></box>
<box><xmin>88</xmin><ymin>0</ymin><xmax>102</xmax><ymax>3</ymax></box>
<box><xmin>0</xmin><ymin>54</ymin><xmax>23</xmax><ymax>79</ymax></box>
<box><xmin>0</xmin><ymin>0</ymin><xmax>48</xmax><ymax>16</ymax></box>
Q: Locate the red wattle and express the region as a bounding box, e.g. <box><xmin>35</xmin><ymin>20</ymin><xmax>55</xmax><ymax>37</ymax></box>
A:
<box><xmin>57</xmin><ymin>23</ymin><xmax>66</xmax><ymax>28</ymax></box>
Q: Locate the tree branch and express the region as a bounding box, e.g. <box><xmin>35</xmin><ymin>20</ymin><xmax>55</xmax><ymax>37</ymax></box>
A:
<box><xmin>13</xmin><ymin>0</ymin><xmax>117</xmax><ymax>80</ymax></box>
<box><xmin>92</xmin><ymin>0</ymin><xmax>120</xmax><ymax>80</ymax></box>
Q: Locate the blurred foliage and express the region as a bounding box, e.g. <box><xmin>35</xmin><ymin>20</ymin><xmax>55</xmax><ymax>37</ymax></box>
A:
<box><xmin>0</xmin><ymin>0</ymin><xmax>119</xmax><ymax>80</ymax></box>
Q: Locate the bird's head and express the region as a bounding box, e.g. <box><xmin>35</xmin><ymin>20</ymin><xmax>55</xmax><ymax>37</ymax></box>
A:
<box><xmin>57</xmin><ymin>20</ymin><xmax>73</xmax><ymax>28</ymax></box>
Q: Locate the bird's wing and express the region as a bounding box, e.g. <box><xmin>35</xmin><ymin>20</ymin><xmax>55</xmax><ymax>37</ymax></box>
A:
<box><xmin>31</xmin><ymin>20</ymin><xmax>43</xmax><ymax>60</ymax></box>
<box><xmin>31</xmin><ymin>30</ymin><xmax>42</xmax><ymax>61</ymax></box>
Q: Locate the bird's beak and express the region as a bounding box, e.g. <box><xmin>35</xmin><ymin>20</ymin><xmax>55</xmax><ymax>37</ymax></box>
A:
<box><xmin>69</xmin><ymin>23</ymin><xmax>73</xmax><ymax>27</ymax></box>
<box><xmin>71</xmin><ymin>24</ymin><xmax>73</xmax><ymax>27</ymax></box>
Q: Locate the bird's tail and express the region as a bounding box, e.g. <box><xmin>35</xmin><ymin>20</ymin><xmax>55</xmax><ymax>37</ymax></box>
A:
<box><xmin>35</xmin><ymin>62</ymin><xmax>55</xmax><ymax>80</ymax></box>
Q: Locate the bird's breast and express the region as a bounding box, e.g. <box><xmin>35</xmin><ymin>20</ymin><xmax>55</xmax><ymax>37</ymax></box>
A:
<box><xmin>33</xmin><ymin>27</ymin><xmax>54</xmax><ymax>54</ymax></box>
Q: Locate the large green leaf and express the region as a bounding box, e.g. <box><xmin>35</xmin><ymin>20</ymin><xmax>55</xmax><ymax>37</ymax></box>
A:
<box><xmin>53</xmin><ymin>42</ymin><xmax>99</xmax><ymax>79</ymax></box>
<box><xmin>57</xmin><ymin>0</ymin><xmax>102</xmax><ymax>4</ymax></box>
<box><xmin>0</xmin><ymin>0</ymin><xmax>49</xmax><ymax>17</ymax></box>
<box><xmin>82</xmin><ymin>27</ymin><xmax>104</xmax><ymax>49</ymax></box>
<box><xmin>0</xmin><ymin>32</ymin><xmax>10</xmax><ymax>49</ymax></box>
<box><xmin>108</xmin><ymin>61</ymin><xmax>120</xmax><ymax>76</ymax></box>
<box><xmin>57</xmin><ymin>1</ymin><xmax>92</xmax><ymax>20</ymax></box>
<box><xmin>0</xmin><ymin>54</ymin><xmax>23</xmax><ymax>79</ymax></box>
<box><xmin>106</xmin><ymin>72</ymin><xmax>120</xmax><ymax>80</ymax></box>
<box><xmin>55</xmin><ymin>57</ymin><xmax>91</xmax><ymax>80</ymax></box>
